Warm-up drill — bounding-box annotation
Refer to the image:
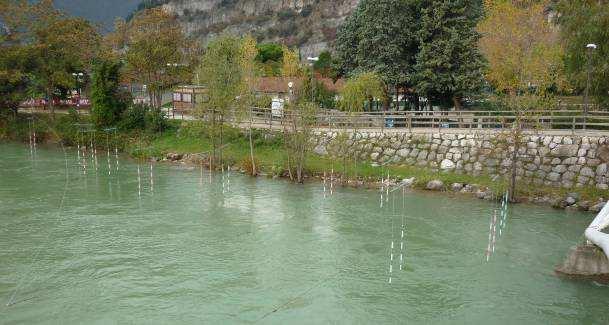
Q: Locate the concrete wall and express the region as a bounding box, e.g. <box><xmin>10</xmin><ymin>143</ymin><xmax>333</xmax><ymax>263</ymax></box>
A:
<box><xmin>312</xmin><ymin>130</ymin><xmax>609</xmax><ymax>189</ymax></box>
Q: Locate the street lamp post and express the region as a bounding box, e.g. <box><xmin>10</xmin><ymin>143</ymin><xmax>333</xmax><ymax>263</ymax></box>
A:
<box><xmin>583</xmin><ymin>43</ymin><xmax>597</xmax><ymax>131</ymax></box>
<box><xmin>72</xmin><ymin>72</ymin><xmax>84</xmax><ymax>113</ymax></box>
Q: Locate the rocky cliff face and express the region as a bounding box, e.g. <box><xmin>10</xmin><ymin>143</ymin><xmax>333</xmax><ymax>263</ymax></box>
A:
<box><xmin>161</xmin><ymin>0</ymin><xmax>359</xmax><ymax>57</ymax></box>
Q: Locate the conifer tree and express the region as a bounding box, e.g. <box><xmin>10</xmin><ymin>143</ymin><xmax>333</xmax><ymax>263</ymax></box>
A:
<box><xmin>414</xmin><ymin>0</ymin><xmax>485</xmax><ymax>109</ymax></box>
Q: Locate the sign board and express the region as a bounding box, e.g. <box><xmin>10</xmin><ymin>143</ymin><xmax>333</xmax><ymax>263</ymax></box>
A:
<box><xmin>271</xmin><ymin>98</ymin><xmax>284</xmax><ymax>118</ymax></box>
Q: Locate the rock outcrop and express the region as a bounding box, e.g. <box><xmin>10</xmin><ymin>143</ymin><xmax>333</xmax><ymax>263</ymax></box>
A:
<box><xmin>160</xmin><ymin>0</ymin><xmax>359</xmax><ymax>57</ymax></box>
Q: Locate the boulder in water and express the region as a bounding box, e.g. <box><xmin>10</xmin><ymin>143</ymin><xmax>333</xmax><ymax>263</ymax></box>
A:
<box><xmin>426</xmin><ymin>180</ymin><xmax>444</xmax><ymax>191</ymax></box>
<box><xmin>556</xmin><ymin>244</ymin><xmax>609</xmax><ymax>283</ymax></box>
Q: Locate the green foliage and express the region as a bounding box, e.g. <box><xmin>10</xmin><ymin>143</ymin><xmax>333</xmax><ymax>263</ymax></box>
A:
<box><xmin>90</xmin><ymin>58</ymin><xmax>128</xmax><ymax>127</ymax></box>
<box><xmin>31</xmin><ymin>16</ymin><xmax>101</xmax><ymax>108</ymax></box>
<box><xmin>339</xmin><ymin>72</ymin><xmax>385</xmax><ymax>112</ymax></box>
<box><xmin>121</xmin><ymin>7</ymin><xmax>192</xmax><ymax>109</ymax></box>
<box><xmin>300</xmin><ymin>71</ymin><xmax>337</xmax><ymax>109</ymax></box>
<box><xmin>414</xmin><ymin>0</ymin><xmax>485</xmax><ymax>108</ymax></box>
<box><xmin>256</xmin><ymin>43</ymin><xmax>283</xmax><ymax>76</ymax></box>
<box><xmin>55</xmin><ymin>109</ymin><xmax>82</xmax><ymax>145</ymax></box>
<box><xmin>558</xmin><ymin>0</ymin><xmax>609</xmax><ymax>106</ymax></box>
<box><xmin>0</xmin><ymin>44</ymin><xmax>36</xmax><ymax>113</ymax></box>
<box><xmin>335</xmin><ymin>0</ymin><xmax>421</xmax><ymax>88</ymax></box>
<box><xmin>312</xmin><ymin>50</ymin><xmax>337</xmax><ymax>79</ymax></box>
<box><xmin>145</xmin><ymin>107</ymin><xmax>168</xmax><ymax>133</ymax></box>
<box><xmin>118</xmin><ymin>104</ymin><xmax>168</xmax><ymax>133</ymax></box>
<box><xmin>256</xmin><ymin>43</ymin><xmax>284</xmax><ymax>63</ymax></box>
<box><xmin>119</xmin><ymin>104</ymin><xmax>147</xmax><ymax>131</ymax></box>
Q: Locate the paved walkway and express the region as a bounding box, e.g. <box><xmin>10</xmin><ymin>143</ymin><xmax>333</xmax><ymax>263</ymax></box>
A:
<box><xmin>19</xmin><ymin>107</ymin><xmax>609</xmax><ymax>137</ymax></box>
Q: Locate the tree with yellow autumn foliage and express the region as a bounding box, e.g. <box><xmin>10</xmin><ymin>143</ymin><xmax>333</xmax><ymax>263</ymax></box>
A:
<box><xmin>478</xmin><ymin>0</ymin><xmax>566</xmax><ymax>97</ymax></box>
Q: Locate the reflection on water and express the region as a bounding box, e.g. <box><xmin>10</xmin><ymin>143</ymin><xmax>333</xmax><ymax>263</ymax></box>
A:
<box><xmin>0</xmin><ymin>142</ymin><xmax>607</xmax><ymax>324</ymax></box>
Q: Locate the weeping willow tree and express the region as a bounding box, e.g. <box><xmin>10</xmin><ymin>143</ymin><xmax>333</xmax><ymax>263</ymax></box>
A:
<box><xmin>337</xmin><ymin>72</ymin><xmax>385</xmax><ymax>181</ymax></box>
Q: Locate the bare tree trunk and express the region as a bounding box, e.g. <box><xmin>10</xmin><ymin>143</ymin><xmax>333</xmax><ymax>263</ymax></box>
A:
<box><xmin>47</xmin><ymin>88</ymin><xmax>55</xmax><ymax>118</ymax></box>
<box><xmin>220</xmin><ymin>115</ymin><xmax>224</xmax><ymax>167</ymax></box>
<box><xmin>509</xmin><ymin>125</ymin><xmax>521</xmax><ymax>203</ymax></box>
<box><xmin>248</xmin><ymin>106</ymin><xmax>257</xmax><ymax>176</ymax></box>
<box><xmin>452</xmin><ymin>96</ymin><xmax>462</xmax><ymax>111</ymax></box>
<box><xmin>211</xmin><ymin>109</ymin><xmax>216</xmax><ymax>171</ymax></box>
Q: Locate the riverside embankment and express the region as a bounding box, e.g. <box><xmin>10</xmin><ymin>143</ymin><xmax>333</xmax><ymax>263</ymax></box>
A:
<box><xmin>2</xmin><ymin>113</ymin><xmax>608</xmax><ymax>213</ymax></box>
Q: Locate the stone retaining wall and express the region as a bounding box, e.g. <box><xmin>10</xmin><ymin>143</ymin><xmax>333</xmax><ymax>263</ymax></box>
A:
<box><xmin>312</xmin><ymin>131</ymin><xmax>609</xmax><ymax>189</ymax></box>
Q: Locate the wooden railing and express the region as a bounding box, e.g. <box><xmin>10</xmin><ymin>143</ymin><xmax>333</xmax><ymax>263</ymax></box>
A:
<box><xmin>243</xmin><ymin>108</ymin><xmax>609</xmax><ymax>132</ymax></box>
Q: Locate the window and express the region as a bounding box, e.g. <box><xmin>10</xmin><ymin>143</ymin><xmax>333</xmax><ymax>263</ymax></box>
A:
<box><xmin>173</xmin><ymin>92</ymin><xmax>181</xmax><ymax>101</ymax></box>
<box><xmin>182</xmin><ymin>93</ymin><xmax>192</xmax><ymax>103</ymax></box>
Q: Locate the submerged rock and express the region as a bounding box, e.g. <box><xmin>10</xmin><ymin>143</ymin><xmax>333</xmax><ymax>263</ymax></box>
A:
<box><xmin>450</xmin><ymin>183</ymin><xmax>464</xmax><ymax>192</ymax></box>
<box><xmin>556</xmin><ymin>244</ymin><xmax>609</xmax><ymax>283</ymax></box>
<box><xmin>402</xmin><ymin>177</ymin><xmax>416</xmax><ymax>188</ymax></box>
<box><xmin>590</xmin><ymin>201</ymin><xmax>607</xmax><ymax>213</ymax></box>
<box><xmin>426</xmin><ymin>180</ymin><xmax>444</xmax><ymax>191</ymax></box>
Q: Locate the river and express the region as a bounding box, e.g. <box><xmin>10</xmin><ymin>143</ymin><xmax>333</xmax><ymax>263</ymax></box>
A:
<box><xmin>0</xmin><ymin>143</ymin><xmax>607</xmax><ymax>324</ymax></box>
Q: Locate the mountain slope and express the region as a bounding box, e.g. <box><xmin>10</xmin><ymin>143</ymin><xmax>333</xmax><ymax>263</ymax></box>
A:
<box><xmin>160</xmin><ymin>0</ymin><xmax>359</xmax><ymax>57</ymax></box>
<box><xmin>53</xmin><ymin>0</ymin><xmax>141</xmax><ymax>32</ymax></box>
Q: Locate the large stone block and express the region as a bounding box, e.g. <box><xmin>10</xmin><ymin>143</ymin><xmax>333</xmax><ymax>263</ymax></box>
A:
<box><xmin>440</xmin><ymin>159</ymin><xmax>455</xmax><ymax>170</ymax></box>
<box><xmin>551</xmin><ymin>144</ymin><xmax>579</xmax><ymax>158</ymax></box>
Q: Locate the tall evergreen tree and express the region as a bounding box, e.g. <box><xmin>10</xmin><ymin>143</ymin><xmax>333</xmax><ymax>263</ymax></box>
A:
<box><xmin>91</xmin><ymin>58</ymin><xmax>128</xmax><ymax>127</ymax></box>
<box><xmin>414</xmin><ymin>0</ymin><xmax>485</xmax><ymax>109</ymax></box>
<box><xmin>334</xmin><ymin>0</ymin><xmax>422</xmax><ymax>108</ymax></box>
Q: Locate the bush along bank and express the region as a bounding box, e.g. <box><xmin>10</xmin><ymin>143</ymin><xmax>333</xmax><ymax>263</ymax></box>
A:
<box><xmin>2</xmin><ymin>113</ymin><xmax>607</xmax><ymax>214</ymax></box>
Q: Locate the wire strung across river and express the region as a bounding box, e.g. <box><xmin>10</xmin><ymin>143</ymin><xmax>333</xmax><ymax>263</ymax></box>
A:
<box><xmin>5</xmin><ymin>116</ymin><xmax>71</xmax><ymax>308</ymax></box>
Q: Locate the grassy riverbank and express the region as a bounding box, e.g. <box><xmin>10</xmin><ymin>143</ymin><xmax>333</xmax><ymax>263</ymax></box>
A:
<box><xmin>1</xmin><ymin>112</ymin><xmax>606</xmax><ymax>208</ymax></box>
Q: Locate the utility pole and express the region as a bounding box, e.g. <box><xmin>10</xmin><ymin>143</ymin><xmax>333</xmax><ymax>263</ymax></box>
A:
<box><xmin>583</xmin><ymin>43</ymin><xmax>597</xmax><ymax>131</ymax></box>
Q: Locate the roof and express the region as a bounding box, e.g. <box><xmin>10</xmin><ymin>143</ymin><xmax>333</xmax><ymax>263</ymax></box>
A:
<box><xmin>256</xmin><ymin>77</ymin><xmax>345</xmax><ymax>94</ymax></box>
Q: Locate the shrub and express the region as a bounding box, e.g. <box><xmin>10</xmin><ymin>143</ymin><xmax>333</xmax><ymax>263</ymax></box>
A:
<box><xmin>119</xmin><ymin>104</ymin><xmax>147</xmax><ymax>131</ymax></box>
<box><xmin>145</xmin><ymin>107</ymin><xmax>168</xmax><ymax>133</ymax></box>
<box><xmin>90</xmin><ymin>59</ymin><xmax>129</xmax><ymax>127</ymax></box>
<box><xmin>240</xmin><ymin>156</ymin><xmax>260</xmax><ymax>176</ymax></box>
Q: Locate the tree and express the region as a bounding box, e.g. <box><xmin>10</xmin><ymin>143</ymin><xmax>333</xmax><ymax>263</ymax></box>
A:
<box><xmin>0</xmin><ymin>45</ymin><xmax>35</xmax><ymax>115</ymax></box>
<box><xmin>32</xmin><ymin>16</ymin><xmax>101</xmax><ymax>115</ymax></box>
<box><xmin>336</xmin><ymin>72</ymin><xmax>385</xmax><ymax>179</ymax></box>
<box><xmin>414</xmin><ymin>0</ymin><xmax>486</xmax><ymax>109</ymax></box>
<box><xmin>335</xmin><ymin>0</ymin><xmax>422</xmax><ymax>108</ymax></box>
<box><xmin>313</xmin><ymin>51</ymin><xmax>338</xmax><ymax>79</ymax></box>
<box><xmin>118</xmin><ymin>8</ymin><xmax>192</xmax><ymax>109</ymax></box>
<box><xmin>90</xmin><ymin>58</ymin><xmax>128</xmax><ymax>127</ymax></box>
<box><xmin>256</xmin><ymin>43</ymin><xmax>283</xmax><ymax>63</ymax></box>
<box><xmin>478</xmin><ymin>0</ymin><xmax>565</xmax><ymax>96</ymax></box>
<box><xmin>557</xmin><ymin>0</ymin><xmax>609</xmax><ymax>106</ymax></box>
<box><xmin>281</xmin><ymin>47</ymin><xmax>318</xmax><ymax>183</ymax></box>
<box><xmin>239</xmin><ymin>36</ymin><xmax>260</xmax><ymax>176</ymax></box>
<box><xmin>196</xmin><ymin>35</ymin><xmax>254</xmax><ymax>168</ymax></box>
<box><xmin>339</xmin><ymin>72</ymin><xmax>385</xmax><ymax>114</ymax></box>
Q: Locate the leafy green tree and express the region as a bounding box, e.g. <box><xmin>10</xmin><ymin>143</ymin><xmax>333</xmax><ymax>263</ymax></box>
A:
<box><xmin>0</xmin><ymin>43</ymin><xmax>36</xmax><ymax>115</ymax></box>
<box><xmin>32</xmin><ymin>16</ymin><xmax>101</xmax><ymax>115</ymax></box>
<box><xmin>196</xmin><ymin>35</ymin><xmax>257</xmax><ymax>168</ymax></box>
<box><xmin>339</xmin><ymin>72</ymin><xmax>385</xmax><ymax>113</ymax></box>
<box><xmin>336</xmin><ymin>72</ymin><xmax>385</xmax><ymax>179</ymax></box>
<box><xmin>335</xmin><ymin>0</ymin><xmax>422</xmax><ymax>108</ymax></box>
<box><xmin>558</xmin><ymin>0</ymin><xmax>609</xmax><ymax>106</ymax></box>
<box><xmin>414</xmin><ymin>0</ymin><xmax>485</xmax><ymax>109</ymax></box>
<box><xmin>313</xmin><ymin>51</ymin><xmax>338</xmax><ymax>79</ymax></box>
<box><xmin>117</xmin><ymin>8</ymin><xmax>193</xmax><ymax>109</ymax></box>
<box><xmin>0</xmin><ymin>0</ymin><xmax>100</xmax><ymax>116</ymax></box>
<box><xmin>256</xmin><ymin>43</ymin><xmax>283</xmax><ymax>63</ymax></box>
<box><xmin>90</xmin><ymin>58</ymin><xmax>128</xmax><ymax>127</ymax></box>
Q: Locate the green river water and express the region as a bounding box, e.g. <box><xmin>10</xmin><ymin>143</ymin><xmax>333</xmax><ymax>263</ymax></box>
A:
<box><xmin>0</xmin><ymin>142</ymin><xmax>607</xmax><ymax>324</ymax></box>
